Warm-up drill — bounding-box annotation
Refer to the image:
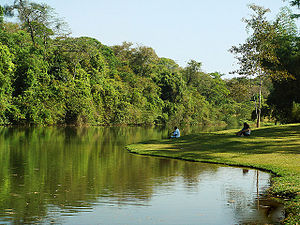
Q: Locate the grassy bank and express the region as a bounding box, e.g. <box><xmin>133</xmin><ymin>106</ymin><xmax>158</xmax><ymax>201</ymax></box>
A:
<box><xmin>126</xmin><ymin>124</ymin><xmax>300</xmax><ymax>224</ymax></box>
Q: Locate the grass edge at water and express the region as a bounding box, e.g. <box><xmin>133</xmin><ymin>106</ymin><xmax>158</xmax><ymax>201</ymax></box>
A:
<box><xmin>125</xmin><ymin>124</ymin><xmax>300</xmax><ymax>224</ymax></box>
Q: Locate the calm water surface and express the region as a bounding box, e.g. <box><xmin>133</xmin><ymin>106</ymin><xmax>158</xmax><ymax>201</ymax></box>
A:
<box><xmin>0</xmin><ymin>127</ymin><xmax>283</xmax><ymax>224</ymax></box>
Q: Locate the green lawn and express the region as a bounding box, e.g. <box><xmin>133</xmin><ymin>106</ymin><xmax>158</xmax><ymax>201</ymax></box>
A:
<box><xmin>126</xmin><ymin>124</ymin><xmax>300</xmax><ymax>224</ymax></box>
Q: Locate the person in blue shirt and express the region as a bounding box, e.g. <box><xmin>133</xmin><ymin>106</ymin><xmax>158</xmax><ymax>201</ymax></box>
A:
<box><xmin>236</xmin><ymin>122</ymin><xmax>251</xmax><ymax>136</ymax></box>
<box><xmin>170</xmin><ymin>126</ymin><xmax>180</xmax><ymax>138</ymax></box>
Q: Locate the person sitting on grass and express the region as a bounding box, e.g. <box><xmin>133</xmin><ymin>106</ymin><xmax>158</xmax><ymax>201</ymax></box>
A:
<box><xmin>170</xmin><ymin>126</ymin><xmax>180</xmax><ymax>138</ymax></box>
<box><xmin>236</xmin><ymin>122</ymin><xmax>251</xmax><ymax>136</ymax></box>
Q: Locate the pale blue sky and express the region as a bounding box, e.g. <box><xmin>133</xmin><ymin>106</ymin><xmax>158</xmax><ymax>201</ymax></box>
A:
<box><xmin>2</xmin><ymin>0</ymin><xmax>298</xmax><ymax>77</ymax></box>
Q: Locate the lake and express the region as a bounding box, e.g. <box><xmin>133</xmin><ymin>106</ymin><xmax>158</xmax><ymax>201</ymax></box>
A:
<box><xmin>0</xmin><ymin>126</ymin><xmax>284</xmax><ymax>224</ymax></box>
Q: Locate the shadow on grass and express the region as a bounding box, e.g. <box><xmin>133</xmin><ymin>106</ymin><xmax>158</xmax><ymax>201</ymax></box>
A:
<box><xmin>126</xmin><ymin>124</ymin><xmax>300</xmax><ymax>224</ymax></box>
<box><xmin>182</xmin><ymin>125</ymin><xmax>300</xmax><ymax>155</ymax></box>
<box><xmin>137</xmin><ymin>125</ymin><xmax>300</xmax><ymax>156</ymax></box>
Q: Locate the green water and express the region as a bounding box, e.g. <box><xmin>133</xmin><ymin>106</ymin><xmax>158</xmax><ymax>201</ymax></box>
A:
<box><xmin>0</xmin><ymin>127</ymin><xmax>283</xmax><ymax>224</ymax></box>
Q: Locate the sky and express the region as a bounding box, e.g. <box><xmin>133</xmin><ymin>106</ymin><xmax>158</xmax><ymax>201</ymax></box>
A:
<box><xmin>2</xmin><ymin>0</ymin><xmax>299</xmax><ymax>78</ymax></box>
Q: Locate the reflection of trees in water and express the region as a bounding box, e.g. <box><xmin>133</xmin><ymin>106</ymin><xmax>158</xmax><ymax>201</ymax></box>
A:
<box><xmin>225</xmin><ymin>188</ymin><xmax>259</xmax><ymax>223</ymax></box>
<box><xmin>0</xmin><ymin>127</ymin><xmax>217</xmax><ymax>223</ymax></box>
<box><xmin>181</xmin><ymin>163</ymin><xmax>219</xmax><ymax>190</ymax></box>
<box><xmin>224</xmin><ymin>170</ymin><xmax>281</xmax><ymax>224</ymax></box>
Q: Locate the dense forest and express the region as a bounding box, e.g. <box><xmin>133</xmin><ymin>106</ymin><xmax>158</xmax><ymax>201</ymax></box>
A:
<box><xmin>0</xmin><ymin>0</ymin><xmax>299</xmax><ymax>126</ymax></box>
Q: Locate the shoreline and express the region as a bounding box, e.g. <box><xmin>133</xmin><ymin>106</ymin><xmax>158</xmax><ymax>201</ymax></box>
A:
<box><xmin>126</xmin><ymin>124</ymin><xmax>300</xmax><ymax>224</ymax></box>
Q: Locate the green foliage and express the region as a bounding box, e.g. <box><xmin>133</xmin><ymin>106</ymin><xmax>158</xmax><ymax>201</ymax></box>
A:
<box><xmin>0</xmin><ymin>0</ymin><xmax>261</xmax><ymax>126</ymax></box>
<box><xmin>182</xmin><ymin>60</ymin><xmax>202</xmax><ymax>86</ymax></box>
<box><xmin>4</xmin><ymin>0</ymin><xmax>68</xmax><ymax>47</ymax></box>
<box><xmin>230</xmin><ymin>4</ymin><xmax>300</xmax><ymax>126</ymax></box>
<box><xmin>0</xmin><ymin>5</ymin><xmax>4</xmax><ymax>27</ymax></box>
<box><xmin>291</xmin><ymin>102</ymin><xmax>300</xmax><ymax>122</ymax></box>
<box><xmin>264</xmin><ymin>7</ymin><xmax>300</xmax><ymax>123</ymax></box>
<box><xmin>283</xmin><ymin>0</ymin><xmax>300</xmax><ymax>18</ymax></box>
<box><xmin>0</xmin><ymin>42</ymin><xmax>14</xmax><ymax>124</ymax></box>
<box><xmin>230</xmin><ymin>5</ymin><xmax>289</xmax><ymax>80</ymax></box>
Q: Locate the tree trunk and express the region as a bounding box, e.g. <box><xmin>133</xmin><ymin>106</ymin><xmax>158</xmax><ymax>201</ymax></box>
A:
<box><xmin>256</xmin><ymin>77</ymin><xmax>262</xmax><ymax>128</ymax></box>
<box><xmin>26</xmin><ymin>18</ymin><xmax>36</xmax><ymax>46</ymax></box>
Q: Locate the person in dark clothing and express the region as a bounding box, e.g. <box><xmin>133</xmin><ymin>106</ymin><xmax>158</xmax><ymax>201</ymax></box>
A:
<box><xmin>236</xmin><ymin>122</ymin><xmax>251</xmax><ymax>136</ymax></box>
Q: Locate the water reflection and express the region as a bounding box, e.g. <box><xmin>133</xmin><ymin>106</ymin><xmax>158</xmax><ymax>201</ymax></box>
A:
<box><xmin>0</xmin><ymin>127</ymin><xmax>282</xmax><ymax>224</ymax></box>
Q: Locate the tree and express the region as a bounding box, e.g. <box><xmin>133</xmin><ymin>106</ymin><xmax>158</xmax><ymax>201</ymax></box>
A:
<box><xmin>283</xmin><ymin>0</ymin><xmax>300</xmax><ymax>18</ymax></box>
<box><xmin>0</xmin><ymin>43</ymin><xmax>14</xmax><ymax>124</ymax></box>
<box><xmin>226</xmin><ymin>77</ymin><xmax>252</xmax><ymax>103</ymax></box>
<box><xmin>266</xmin><ymin>8</ymin><xmax>300</xmax><ymax>123</ymax></box>
<box><xmin>0</xmin><ymin>5</ymin><xmax>4</xmax><ymax>27</ymax></box>
<box><xmin>183</xmin><ymin>60</ymin><xmax>202</xmax><ymax>86</ymax></box>
<box><xmin>1</xmin><ymin>1</ymin><xmax>257</xmax><ymax>126</ymax></box>
<box><xmin>4</xmin><ymin>0</ymin><xmax>68</xmax><ymax>47</ymax></box>
<box><xmin>230</xmin><ymin>4</ymin><xmax>290</xmax><ymax>127</ymax></box>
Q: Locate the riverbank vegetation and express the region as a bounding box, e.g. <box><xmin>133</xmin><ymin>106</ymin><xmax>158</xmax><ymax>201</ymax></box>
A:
<box><xmin>0</xmin><ymin>0</ymin><xmax>299</xmax><ymax>126</ymax></box>
<box><xmin>126</xmin><ymin>123</ymin><xmax>300</xmax><ymax>224</ymax></box>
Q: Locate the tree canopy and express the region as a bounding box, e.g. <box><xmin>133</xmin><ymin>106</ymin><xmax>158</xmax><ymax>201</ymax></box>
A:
<box><xmin>0</xmin><ymin>0</ymin><xmax>299</xmax><ymax>126</ymax></box>
<box><xmin>230</xmin><ymin>4</ymin><xmax>300</xmax><ymax>125</ymax></box>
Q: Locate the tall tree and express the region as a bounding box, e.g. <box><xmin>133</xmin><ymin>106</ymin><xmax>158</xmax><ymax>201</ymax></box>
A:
<box><xmin>4</xmin><ymin>0</ymin><xmax>68</xmax><ymax>47</ymax></box>
<box><xmin>266</xmin><ymin>7</ymin><xmax>300</xmax><ymax>123</ymax></box>
<box><xmin>282</xmin><ymin>0</ymin><xmax>300</xmax><ymax>18</ymax></box>
<box><xmin>0</xmin><ymin>5</ymin><xmax>4</xmax><ymax>27</ymax></box>
<box><xmin>230</xmin><ymin>4</ymin><xmax>290</xmax><ymax>127</ymax></box>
